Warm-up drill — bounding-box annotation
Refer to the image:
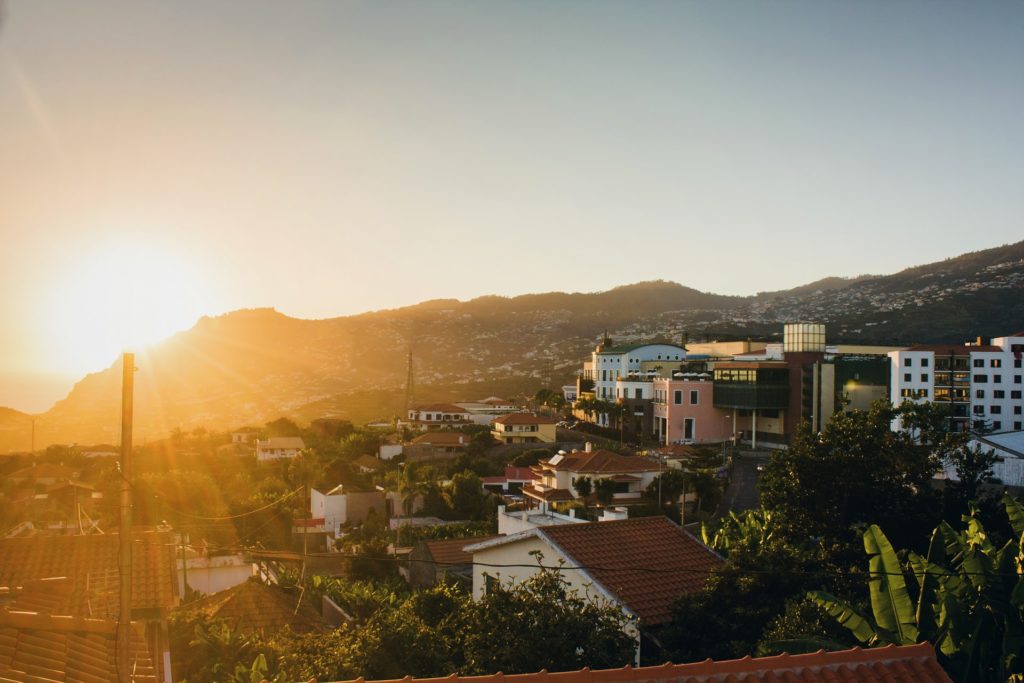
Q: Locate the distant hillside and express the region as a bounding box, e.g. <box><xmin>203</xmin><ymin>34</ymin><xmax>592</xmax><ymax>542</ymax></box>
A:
<box><xmin>2</xmin><ymin>240</ymin><xmax>1022</xmax><ymax>453</ymax></box>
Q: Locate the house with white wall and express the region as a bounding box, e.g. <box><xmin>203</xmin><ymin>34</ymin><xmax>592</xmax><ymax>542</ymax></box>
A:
<box><xmin>522</xmin><ymin>445</ymin><xmax>663</xmax><ymax>510</ymax></box>
<box><xmin>464</xmin><ymin>516</ymin><xmax>723</xmax><ymax>663</ymax></box>
<box><xmin>255</xmin><ymin>436</ymin><xmax>305</xmax><ymax>461</ymax></box>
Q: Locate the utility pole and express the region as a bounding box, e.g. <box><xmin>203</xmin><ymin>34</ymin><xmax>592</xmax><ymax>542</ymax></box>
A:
<box><xmin>117</xmin><ymin>353</ymin><xmax>135</xmax><ymax>683</ymax></box>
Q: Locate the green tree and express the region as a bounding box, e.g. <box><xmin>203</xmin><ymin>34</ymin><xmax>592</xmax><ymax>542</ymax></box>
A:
<box><xmin>759</xmin><ymin>400</ymin><xmax>947</xmax><ymax>549</ymax></box>
<box><xmin>573</xmin><ymin>475</ymin><xmax>593</xmax><ymax>498</ymax></box>
<box><xmin>946</xmin><ymin>441</ymin><xmax>999</xmax><ymax>508</ymax></box>
<box><xmin>594</xmin><ymin>477</ymin><xmax>616</xmax><ymax>507</ymax></box>
<box><xmin>810</xmin><ymin>495</ymin><xmax>1024</xmax><ymax>683</ymax></box>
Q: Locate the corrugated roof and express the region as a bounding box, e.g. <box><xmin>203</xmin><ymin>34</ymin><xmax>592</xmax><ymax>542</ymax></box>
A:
<box><xmin>179</xmin><ymin>579</ymin><xmax>325</xmax><ymax>635</ymax></box>
<box><xmin>0</xmin><ymin>531</ymin><xmax>179</xmax><ymax>615</ymax></box>
<box><xmin>541</xmin><ymin>517</ymin><xmax>722</xmax><ymax>625</ymax></box>
<box><xmin>321</xmin><ymin>643</ymin><xmax>951</xmax><ymax>683</ymax></box>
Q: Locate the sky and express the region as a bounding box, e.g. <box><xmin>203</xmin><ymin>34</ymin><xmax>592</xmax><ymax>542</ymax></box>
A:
<box><xmin>1</xmin><ymin>0</ymin><xmax>1022</xmax><ymax>395</ymax></box>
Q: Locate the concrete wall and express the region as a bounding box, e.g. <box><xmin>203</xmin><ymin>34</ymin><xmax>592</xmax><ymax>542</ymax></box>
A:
<box><xmin>178</xmin><ymin>554</ymin><xmax>255</xmax><ymax>596</ymax></box>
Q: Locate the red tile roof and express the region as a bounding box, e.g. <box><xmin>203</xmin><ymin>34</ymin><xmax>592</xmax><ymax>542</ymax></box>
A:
<box><xmin>180</xmin><ymin>579</ymin><xmax>325</xmax><ymax>635</ymax></box>
<box><xmin>321</xmin><ymin>643</ymin><xmax>951</xmax><ymax>683</ymax></box>
<box><xmin>492</xmin><ymin>413</ymin><xmax>559</xmax><ymax>426</ymax></box>
<box><xmin>505</xmin><ymin>466</ymin><xmax>540</xmax><ymax>481</ymax></box>
<box><xmin>521</xmin><ymin>485</ymin><xmax>576</xmax><ymax>502</ymax></box>
<box><xmin>0</xmin><ymin>610</ymin><xmax>157</xmax><ymax>682</ymax></box>
<box><xmin>545</xmin><ymin>451</ymin><xmax>662</xmax><ymax>475</ymax></box>
<box><xmin>0</xmin><ymin>532</ymin><xmax>179</xmax><ymax>615</ymax></box>
<box><xmin>422</xmin><ymin>536</ymin><xmax>500</xmax><ymax>567</ymax></box>
<box><xmin>540</xmin><ymin>517</ymin><xmax>722</xmax><ymax>625</ymax></box>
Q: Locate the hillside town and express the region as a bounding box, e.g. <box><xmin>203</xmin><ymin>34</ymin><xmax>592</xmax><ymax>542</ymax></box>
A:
<box><xmin>1</xmin><ymin>321</ymin><xmax>1022</xmax><ymax>682</ymax></box>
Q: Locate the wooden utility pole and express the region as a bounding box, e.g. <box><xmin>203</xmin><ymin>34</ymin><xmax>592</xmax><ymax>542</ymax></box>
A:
<box><xmin>117</xmin><ymin>353</ymin><xmax>135</xmax><ymax>683</ymax></box>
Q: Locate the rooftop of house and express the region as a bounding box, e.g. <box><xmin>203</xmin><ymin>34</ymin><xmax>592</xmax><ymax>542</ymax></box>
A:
<box><xmin>492</xmin><ymin>413</ymin><xmax>559</xmax><ymax>426</ymax></box>
<box><xmin>420</xmin><ymin>536</ymin><xmax>500</xmax><ymax>567</ymax></box>
<box><xmin>0</xmin><ymin>610</ymin><xmax>158</xmax><ymax>683</ymax></box>
<box><xmin>178</xmin><ymin>578</ymin><xmax>325</xmax><ymax>636</ymax></box>
<box><xmin>596</xmin><ymin>343</ymin><xmax>686</xmax><ymax>356</ymax></box>
<box><xmin>322</xmin><ymin>642</ymin><xmax>950</xmax><ymax>683</ymax></box>
<box><xmin>542</xmin><ymin>450</ymin><xmax>663</xmax><ymax>475</ymax></box>
<box><xmin>353</xmin><ymin>454</ymin><xmax>384</xmax><ymax>470</ymax></box>
<box><xmin>902</xmin><ymin>344</ymin><xmax>1001</xmax><ymax>354</ymax></box>
<box><xmin>257</xmin><ymin>436</ymin><xmax>306</xmax><ymax>450</ymax></box>
<box><xmin>412</xmin><ymin>403</ymin><xmax>472</xmax><ymax>414</ymax></box>
<box><xmin>0</xmin><ymin>531</ymin><xmax>179</xmax><ymax>615</ymax></box>
<box><xmin>541</xmin><ymin>516</ymin><xmax>723</xmax><ymax>625</ymax></box>
<box><xmin>466</xmin><ymin>516</ymin><xmax>722</xmax><ymax>626</ymax></box>
<box><xmin>6</xmin><ymin>463</ymin><xmax>78</xmax><ymax>481</ymax></box>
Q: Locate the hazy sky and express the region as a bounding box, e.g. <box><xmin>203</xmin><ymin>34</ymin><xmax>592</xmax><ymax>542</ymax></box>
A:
<box><xmin>1</xmin><ymin>1</ymin><xmax>1022</xmax><ymax>381</ymax></box>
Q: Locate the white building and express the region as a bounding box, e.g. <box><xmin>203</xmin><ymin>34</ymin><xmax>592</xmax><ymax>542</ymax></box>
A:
<box><xmin>255</xmin><ymin>436</ymin><xmax>305</xmax><ymax>461</ymax></box>
<box><xmin>940</xmin><ymin>431</ymin><xmax>1024</xmax><ymax>489</ymax></box>
<box><xmin>889</xmin><ymin>333</ymin><xmax>1024</xmax><ymax>433</ymax></box>
<box><xmin>585</xmin><ymin>337</ymin><xmax>686</xmax><ymax>427</ymax></box>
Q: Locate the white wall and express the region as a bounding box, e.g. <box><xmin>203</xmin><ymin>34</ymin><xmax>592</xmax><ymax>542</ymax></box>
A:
<box><xmin>178</xmin><ymin>555</ymin><xmax>255</xmax><ymax>596</ymax></box>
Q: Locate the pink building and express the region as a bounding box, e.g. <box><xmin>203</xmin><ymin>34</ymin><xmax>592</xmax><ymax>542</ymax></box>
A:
<box><xmin>652</xmin><ymin>377</ymin><xmax>734</xmax><ymax>444</ymax></box>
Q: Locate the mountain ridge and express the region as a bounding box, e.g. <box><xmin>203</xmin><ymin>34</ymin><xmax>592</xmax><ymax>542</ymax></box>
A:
<box><xmin>2</xmin><ymin>240</ymin><xmax>1022</xmax><ymax>453</ymax></box>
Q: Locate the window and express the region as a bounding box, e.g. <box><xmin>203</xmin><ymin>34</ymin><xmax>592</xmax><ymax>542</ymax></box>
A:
<box><xmin>904</xmin><ymin>358</ymin><xmax>913</xmax><ymax>367</ymax></box>
<box><xmin>673</xmin><ymin>390</ymin><xmax>682</xmax><ymax>405</ymax></box>
<box><xmin>994</xmin><ymin>390</ymin><xmax>1005</xmax><ymax>399</ymax></box>
<box><xmin>1012</xmin><ymin>390</ymin><xmax>1022</xmax><ymax>399</ymax></box>
<box><xmin>1016</xmin><ymin>421</ymin><xmax>1023</xmax><ymax>430</ymax></box>
<box><xmin>991</xmin><ymin>405</ymin><xmax>1002</xmax><ymax>414</ymax></box>
<box><xmin>973</xmin><ymin>405</ymin><xmax>984</xmax><ymax>415</ymax></box>
<box><xmin>991</xmin><ymin>359</ymin><xmax>1002</xmax><ymax>368</ymax></box>
<box><xmin>993</xmin><ymin>421</ymin><xmax>1002</xmax><ymax>431</ymax></box>
<box><xmin>974</xmin><ymin>375</ymin><xmax>988</xmax><ymax>383</ymax></box>
<box><xmin>1016</xmin><ymin>375</ymin><xmax>1022</xmax><ymax>384</ymax></box>
<box><xmin>921</xmin><ymin>358</ymin><xmax>929</xmax><ymax>367</ymax></box>
<box><xmin>974</xmin><ymin>358</ymin><xmax>985</xmax><ymax>368</ymax></box>
<box><xmin>689</xmin><ymin>390</ymin><xmax>699</xmax><ymax>405</ymax></box>
<box><xmin>683</xmin><ymin>418</ymin><xmax>695</xmax><ymax>440</ymax></box>
<box><xmin>995</xmin><ymin>375</ymin><xmax>1003</xmax><ymax>383</ymax></box>
<box><xmin>904</xmin><ymin>373</ymin><xmax>912</xmax><ymax>382</ymax></box>
<box><xmin>976</xmin><ymin>389</ymin><xmax>985</xmax><ymax>399</ymax></box>
<box><xmin>921</xmin><ymin>373</ymin><xmax>929</xmax><ymax>383</ymax></box>
<box><xmin>1016</xmin><ymin>406</ymin><xmax>1023</xmax><ymax>415</ymax></box>
<box><xmin>1015</xmin><ymin>359</ymin><xmax>1022</xmax><ymax>368</ymax></box>
<box><xmin>634</xmin><ymin>388</ymin><xmax>642</xmax><ymax>399</ymax></box>
<box><xmin>602</xmin><ymin>370</ymin><xmax>607</xmax><ymax>381</ymax></box>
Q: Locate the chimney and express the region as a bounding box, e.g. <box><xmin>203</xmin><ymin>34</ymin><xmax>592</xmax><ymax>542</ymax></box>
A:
<box><xmin>584</xmin><ymin>442</ymin><xmax>593</xmax><ymax>453</ymax></box>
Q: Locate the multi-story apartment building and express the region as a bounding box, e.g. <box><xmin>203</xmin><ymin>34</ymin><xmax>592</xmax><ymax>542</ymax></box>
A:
<box><xmin>890</xmin><ymin>333</ymin><xmax>1024</xmax><ymax>433</ymax></box>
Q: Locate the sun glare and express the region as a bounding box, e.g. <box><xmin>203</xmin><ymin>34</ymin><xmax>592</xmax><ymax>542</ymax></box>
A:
<box><xmin>43</xmin><ymin>240</ymin><xmax>209</xmax><ymax>374</ymax></box>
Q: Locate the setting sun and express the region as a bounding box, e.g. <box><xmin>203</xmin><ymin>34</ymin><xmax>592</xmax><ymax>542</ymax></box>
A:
<box><xmin>42</xmin><ymin>239</ymin><xmax>210</xmax><ymax>374</ymax></box>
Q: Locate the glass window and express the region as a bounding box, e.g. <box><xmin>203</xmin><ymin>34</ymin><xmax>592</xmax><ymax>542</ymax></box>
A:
<box><xmin>991</xmin><ymin>359</ymin><xmax>1002</xmax><ymax>368</ymax></box>
<box><xmin>673</xmin><ymin>390</ymin><xmax>682</xmax><ymax>405</ymax></box>
<box><xmin>993</xmin><ymin>421</ymin><xmax>1002</xmax><ymax>431</ymax></box>
<box><xmin>976</xmin><ymin>389</ymin><xmax>985</xmax><ymax>399</ymax></box>
<box><xmin>904</xmin><ymin>358</ymin><xmax>912</xmax><ymax>367</ymax></box>
<box><xmin>973</xmin><ymin>405</ymin><xmax>984</xmax><ymax>415</ymax></box>
<box><xmin>904</xmin><ymin>373</ymin><xmax>912</xmax><ymax>382</ymax></box>
<box><xmin>974</xmin><ymin>375</ymin><xmax>988</xmax><ymax>383</ymax></box>
<box><xmin>991</xmin><ymin>405</ymin><xmax>1002</xmax><ymax>414</ymax></box>
<box><xmin>994</xmin><ymin>375</ymin><xmax>1002</xmax><ymax>384</ymax></box>
<box><xmin>921</xmin><ymin>374</ymin><xmax>929</xmax><ymax>383</ymax></box>
<box><xmin>689</xmin><ymin>390</ymin><xmax>699</xmax><ymax>405</ymax></box>
<box><xmin>973</xmin><ymin>358</ymin><xmax>985</xmax><ymax>368</ymax></box>
<box><xmin>994</xmin><ymin>390</ymin><xmax>1005</xmax><ymax>399</ymax></box>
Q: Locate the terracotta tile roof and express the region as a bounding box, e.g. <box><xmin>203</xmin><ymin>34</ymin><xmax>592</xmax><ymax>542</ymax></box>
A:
<box><xmin>321</xmin><ymin>643</ymin><xmax>951</xmax><ymax>683</ymax></box>
<box><xmin>422</xmin><ymin>536</ymin><xmax>500</xmax><ymax>567</ymax></box>
<box><xmin>653</xmin><ymin>444</ymin><xmax>700</xmax><ymax>459</ymax></box>
<box><xmin>179</xmin><ymin>579</ymin><xmax>325</xmax><ymax>635</ymax></box>
<box><xmin>522</xmin><ymin>485</ymin><xmax>576</xmax><ymax>502</ymax></box>
<box><xmin>0</xmin><ymin>610</ymin><xmax>157</xmax><ymax>682</ymax></box>
<box><xmin>354</xmin><ymin>454</ymin><xmax>383</xmax><ymax>470</ymax></box>
<box><xmin>411</xmin><ymin>432</ymin><xmax>468</xmax><ymax>446</ymax></box>
<box><xmin>0</xmin><ymin>532</ymin><xmax>179</xmax><ymax>615</ymax></box>
<box><xmin>492</xmin><ymin>413</ymin><xmax>559</xmax><ymax>426</ymax></box>
<box><xmin>505</xmin><ymin>466</ymin><xmax>540</xmax><ymax>481</ymax></box>
<box><xmin>546</xmin><ymin>451</ymin><xmax>662</xmax><ymax>475</ymax></box>
<box><xmin>541</xmin><ymin>517</ymin><xmax>723</xmax><ymax>625</ymax></box>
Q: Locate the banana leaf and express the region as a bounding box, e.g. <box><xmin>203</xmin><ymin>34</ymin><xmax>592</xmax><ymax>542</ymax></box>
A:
<box><xmin>807</xmin><ymin>591</ymin><xmax>878</xmax><ymax>644</ymax></box>
<box><xmin>863</xmin><ymin>524</ymin><xmax>919</xmax><ymax>644</ymax></box>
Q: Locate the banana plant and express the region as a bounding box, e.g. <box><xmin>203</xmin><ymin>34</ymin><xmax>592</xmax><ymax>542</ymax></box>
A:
<box><xmin>810</xmin><ymin>494</ymin><xmax>1024</xmax><ymax>683</ymax></box>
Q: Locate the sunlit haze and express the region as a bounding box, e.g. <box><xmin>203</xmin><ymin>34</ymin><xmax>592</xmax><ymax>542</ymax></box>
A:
<box><xmin>1</xmin><ymin>0</ymin><xmax>1023</xmax><ymax>386</ymax></box>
